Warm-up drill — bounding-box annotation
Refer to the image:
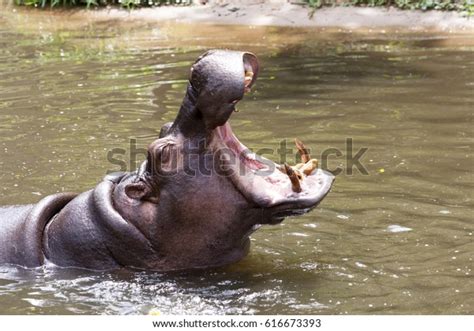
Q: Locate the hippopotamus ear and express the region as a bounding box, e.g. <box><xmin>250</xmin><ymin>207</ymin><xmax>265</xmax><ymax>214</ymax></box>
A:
<box><xmin>125</xmin><ymin>181</ymin><xmax>148</xmax><ymax>200</ymax></box>
<box><xmin>123</xmin><ymin>138</ymin><xmax>177</xmax><ymax>203</ymax></box>
<box><xmin>124</xmin><ymin>179</ymin><xmax>160</xmax><ymax>203</ymax></box>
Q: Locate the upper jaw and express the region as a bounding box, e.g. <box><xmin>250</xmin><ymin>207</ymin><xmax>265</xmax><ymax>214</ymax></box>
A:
<box><xmin>191</xmin><ymin>50</ymin><xmax>260</xmax><ymax>130</ymax></box>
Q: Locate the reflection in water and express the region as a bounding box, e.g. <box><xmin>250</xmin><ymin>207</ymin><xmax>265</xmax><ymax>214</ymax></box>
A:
<box><xmin>0</xmin><ymin>7</ymin><xmax>473</xmax><ymax>314</ymax></box>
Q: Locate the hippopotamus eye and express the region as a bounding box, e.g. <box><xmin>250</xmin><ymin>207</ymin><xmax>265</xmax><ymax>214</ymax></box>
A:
<box><xmin>160</xmin><ymin>144</ymin><xmax>172</xmax><ymax>164</ymax></box>
<box><xmin>147</xmin><ymin>138</ymin><xmax>178</xmax><ymax>176</ymax></box>
<box><xmin>151</xmin><ymin>142</ymin><xmax>174</xmax><ymax>164</ymax></box>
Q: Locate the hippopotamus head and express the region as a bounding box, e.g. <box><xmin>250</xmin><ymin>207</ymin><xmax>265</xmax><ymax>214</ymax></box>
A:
<box><xmin>113</xmin><ymin>50</ymin><xmax>334</xmax><ymax>271</ymax></box>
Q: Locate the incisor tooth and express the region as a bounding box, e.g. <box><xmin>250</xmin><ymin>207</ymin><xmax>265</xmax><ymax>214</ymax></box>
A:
<box><xmin>284</xmin><ymin>163</ymin><xmax>302</xmax><ymax>193</ymax></box>
<box><xmin>301</xmin><ymin>159</ymin><xmax>318</xmax><ymax>176</ymax></box>
<box><xmin>291</xmin><ymin>167</ymin><xmax>303</xmax><ymax>180</ymax></box>
<box><xmin>295</xmin><ymin>138</ymin><xmax>310</xmax><ymax>163</ymax></box>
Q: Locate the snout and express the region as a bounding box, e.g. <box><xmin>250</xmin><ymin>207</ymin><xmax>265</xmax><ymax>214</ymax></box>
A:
<box><xmin>191</xmin><ymin>50</ymin><xmax>259</xmax><ymax>95</ymax></box>
<box><xmin>190</xmin><ymin>50</ymin><xmax>260</xmax><ymax>130</ymax></box>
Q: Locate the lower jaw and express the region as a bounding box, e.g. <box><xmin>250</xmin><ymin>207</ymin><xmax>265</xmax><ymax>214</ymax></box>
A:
<box><xmin>222</xmin><ymin>237</ymin><xmax>251</xmax><ymax>265</ymax></box>
<box><xmin>189</xmin><ymin>239</ymin><xmax>252</xmax><ymax>272</ymax></box>
<box><xmin>207</xmin><ymin>238</ymin><xmax>252</xmax><ymax>271</ymax></box>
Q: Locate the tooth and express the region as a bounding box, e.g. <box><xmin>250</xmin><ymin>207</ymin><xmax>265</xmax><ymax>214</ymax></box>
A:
<box><xmin>284</xmin><ymin>163</ymin><xmax>302</xmax><ymax>193</ymax></box>
<box><xmin>294</xmin><ymin>163</ymin><xmax>304</xmax><ymax>169</ymax></box>
<box><xmin>277</xmin><ymin>164</ymin><xmax>285</xmax><ymax>173</ymax></box>
<box><xmin>244</xmin><ymin>71</ymin><xmax>254</xmax><ymax>87</ymax></box>
<box><xmin>301</xmin><ymin>159</ymin><xmax>318</xmax><ymax>176</ymax></box>
<box><xmin>295</xmin><ymin>138</ymin><xmax>310</xmax><ymax>163</ymax></box>
<box><xmin>244</xmin><ymin>71</ymin><xmax>253</xmax><ymax>93</ymax></box>
<box><xmin>293</xmin><ymin>168</ymin><xmax>303</xmax><ymax>180</ymax></box>
<box><xmin>279</xmin><ymin>164</ymin><xmax>303</xmax><ymax>180</ymax></box>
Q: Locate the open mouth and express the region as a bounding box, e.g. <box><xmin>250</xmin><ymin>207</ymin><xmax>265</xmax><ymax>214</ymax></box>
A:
<box><xmin>210</xmin><ymin>57</ymin><xmax>334</xmax><ymax>214</ymax></box>
<box><xmin>214</xmin><ymin>121</ymin><xmax>334</xmax><ymax>215</ymax></box>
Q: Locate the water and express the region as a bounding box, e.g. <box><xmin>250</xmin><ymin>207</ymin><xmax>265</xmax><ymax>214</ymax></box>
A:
<box><xmin>0</xmin><ymin>7</ymin><xmax>473</xmax><ymax>314</ymax></box>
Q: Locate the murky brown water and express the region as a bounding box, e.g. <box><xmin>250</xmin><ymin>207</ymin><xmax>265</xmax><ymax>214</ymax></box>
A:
<box><xmin>0</xmin><ymin>6</ymin><xmax>473</xmax><ymax>314</ymax></box>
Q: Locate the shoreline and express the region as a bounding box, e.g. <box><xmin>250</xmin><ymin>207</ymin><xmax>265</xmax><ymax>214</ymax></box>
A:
<box><xmin>70</xmin><ymin>3</ymin><xmax>474</xmax><ymax>32</ymax></box>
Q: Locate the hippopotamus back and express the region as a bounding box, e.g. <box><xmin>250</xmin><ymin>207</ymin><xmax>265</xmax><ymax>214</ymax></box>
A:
<box><xmin>0</xmin><ymin>193</ymin><xmax>76</xmax><ymax>268</ymax></box>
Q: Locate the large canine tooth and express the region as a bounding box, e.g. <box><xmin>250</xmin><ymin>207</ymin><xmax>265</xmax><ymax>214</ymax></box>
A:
<box><xmin>244</xmin><ymin>71</ymin><xmax>254</xmax><ymax>87</ymax></box>
<box><xmin>295</xmin><ymin>138</ymin><xmax>310</xmax><ymax>163</ymax></box>
<box><xmin>278</xmin><ymin>164</ymin><xmax>302</xmax><ymax>180</ymax></box>
<box><xmin>244</xmin><ymin>71</ymin><xmax>253</xmax><ymax>93</ymax></box>
<box><xmin>284</xmin><ymin>163</ymin><xmax>302</xmax><ymax>193</ymax></box>
<box><xmin>294</xmin><ymin>163</ymin><xmax>304</xmax><ymax>169</ymax></box>
<box><xmin>292</xmin><ymin>167</ymin><xmax>303</xmax><ymax>180</ymax></box>
<box><xmin>301</xmin><ymin>159</ymin><xmax>319</xmax><ymax>176</ymax></box>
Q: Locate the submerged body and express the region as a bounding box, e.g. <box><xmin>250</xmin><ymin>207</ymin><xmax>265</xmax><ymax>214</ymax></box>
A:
<box><xmin>0</xmin><ymin>50</ymin><xmax>334</xmax><ymax>271</ymax></box>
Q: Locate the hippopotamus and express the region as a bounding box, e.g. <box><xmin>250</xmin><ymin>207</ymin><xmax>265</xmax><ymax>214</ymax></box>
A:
<box><xmin>0</xmin><ymin>50</ymin><xmax>334</xmax><ymax>271</ymax></box>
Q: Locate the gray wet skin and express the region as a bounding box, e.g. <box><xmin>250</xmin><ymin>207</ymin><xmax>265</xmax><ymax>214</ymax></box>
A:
<box><xmin>0</xmin><ymin>50</ymin><xmax>334</xmax><ymax>271</ymax></box>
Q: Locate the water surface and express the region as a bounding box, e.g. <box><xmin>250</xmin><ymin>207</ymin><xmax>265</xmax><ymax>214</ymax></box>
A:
<box><xmin>0</xmin><ymin>7</ymin><xmax>473</xmax><ymax>314</ymax></box>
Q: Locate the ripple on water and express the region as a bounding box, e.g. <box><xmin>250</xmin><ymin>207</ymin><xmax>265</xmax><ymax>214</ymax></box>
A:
<box><xmin>386</xmin><ymin>225</ymin><xmax>413</xmax><ymax>233</ymax></box>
